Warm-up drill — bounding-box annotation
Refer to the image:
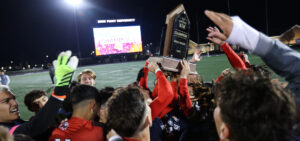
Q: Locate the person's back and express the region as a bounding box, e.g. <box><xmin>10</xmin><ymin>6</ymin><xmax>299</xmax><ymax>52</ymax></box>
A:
<box><xmin>49</xmin><ymin>85</ymin><xmax>104</xmax><ymax>141</ymax></box>
<box><xmin>50</xmin><ymin>117</ymin><xmax>103</xmax><ymax>141</ymax></box>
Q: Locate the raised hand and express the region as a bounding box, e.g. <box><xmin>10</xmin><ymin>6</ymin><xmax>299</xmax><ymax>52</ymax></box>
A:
<box><xmin>52</xmin><ymin>50</ymin><xmax>78</xmax><ymax>98</ymax></box>
<box><xmin>180</xmin><ymin>59</ymin><xmax>190</xmax><ymax>79</ymax></box>
<box><xmin>148</xmin><ymin>61</ymin><xmax>160</xmax><ymax>73</ymax></box>
<box><xmin>205</xmin><ymin>10</ymin><xmax>260</xmax><ymax>52</ymax></box>
<box><xmin>204</xmin><ymin>10</ymin><xmax>233</xmax><ymax>39</ymax></box>
<box><xmin>53</xmin><ymin>51</ymin><xmax>78</xmax><ymax>87</ymax></box>
<box><xmin>190</xmin><ymin>49</ymin><xmax>202</xmax><ymax>63</ymax></box>
<box><xmin>206</xmin><ymin>26</ymin><xmax>226</xmax><ymax>46</ymax></box>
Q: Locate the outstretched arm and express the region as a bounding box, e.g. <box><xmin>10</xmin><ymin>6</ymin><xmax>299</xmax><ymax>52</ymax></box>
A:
<box><xmin>205</xmin><ymin>10</ymin><xmax>300</xmax><ymax>100</ymax></box>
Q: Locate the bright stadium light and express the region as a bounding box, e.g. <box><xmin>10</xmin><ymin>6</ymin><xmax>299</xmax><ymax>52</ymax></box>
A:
<box><xmin>65</xmin><ymin>0</ymin><xmax>83</xmax><ymax>7</ymax></box>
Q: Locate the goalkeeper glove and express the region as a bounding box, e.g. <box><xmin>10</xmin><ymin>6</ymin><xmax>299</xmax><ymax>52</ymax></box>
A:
<box><xmin>52</xmin><ymin>50</ymin><xmax>78</xmax><ymax>99</ymax></box>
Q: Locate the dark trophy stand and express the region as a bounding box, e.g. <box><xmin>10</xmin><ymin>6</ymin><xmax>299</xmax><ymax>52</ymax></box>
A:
<box><xmin>151</xmin><ymin>4</ymin><xmax>197</xmax><ymax>74</ymax></box>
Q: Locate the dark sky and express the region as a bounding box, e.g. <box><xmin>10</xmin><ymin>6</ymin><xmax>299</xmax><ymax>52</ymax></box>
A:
<box><xmin>0</xmin><ymin>0</ymin><xmax>298</xmax><ymax>66</ymax></box>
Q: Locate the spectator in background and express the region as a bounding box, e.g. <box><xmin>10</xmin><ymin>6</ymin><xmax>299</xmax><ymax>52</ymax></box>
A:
<box><xmin>0</xmin><ymin>70</ymin><xmax>10</xmax><ymax>86</ymax></box>
<box><xmin>77</xmin><ymin>69</ymin><xmax>96</xmax><ymax>86</ymax></box>
<box><xmin>24</xmin><ymin>90</ymin><xmax>49</xmax><ymax>118</ymax></box>
<box><xmin>48</xmin><ymin>63</ymin><xmax>55</xmax><ymax>85</ymax></box>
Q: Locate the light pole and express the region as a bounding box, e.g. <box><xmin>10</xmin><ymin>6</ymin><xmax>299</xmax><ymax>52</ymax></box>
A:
<box><xmin>73</xmin><ymin>7</ymin><xmax>82</xmax><ymax>59</ymax></box>
<box><xmin>65</xmin><ymin>0</ymin><xmax>83</xmax><ymax>59</ymax></box>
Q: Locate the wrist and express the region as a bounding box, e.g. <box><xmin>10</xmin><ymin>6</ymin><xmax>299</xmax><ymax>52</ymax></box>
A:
<box><xmin>220</xmin><ymin>41</ymin><xmax>226</xmax><ymax>46</ymax></box>
<box><xmin>180</xmin><ymin>74</ymin><xmax>188</xmax><ymax>79</ymax></box>
<box><xmin>155</xmin><ymin>68</ymin><xmax>161</xmax><ymax>74</ymax></box>
<box><xmin>54</xmin><ymin>86</ymin><xmax>69</xmax><ymax>96</ymax></box>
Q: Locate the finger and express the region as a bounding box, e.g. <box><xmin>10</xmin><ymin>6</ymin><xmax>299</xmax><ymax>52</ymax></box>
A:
<box><xmin>53</xmin><ymin>60</ymin><xmax>58</xmax><ymax>69</ymax></box>
<box><xmin>180</xmin><ymin>61</ymin><xmax>184</xmax><ymax>67</ymax></box>
<box><xmin>68</xmin><ymin>56</ymin><xmax>79</xmax><ymax>70</ymax></box>
<box><xmin>206</xmin><ymin>28</ymin><xmax>214</xmax><ymax>33</ymax></box>
<box><xmin>183</xmin><ymin>59</ymin><xmax>188</xmax><ymax>65</ymax></box>
<box><xmin>57</xmin><ymin>51</ymin><xmax>64</xmax><ymax>65</ymax></box>
<box><xmin>204</xmin><ymin>10</ymin><xmax>232</xmax><ymax>36</ymax></box>
<box><xmin>208</xmin><ymin>32</ymin><xmax>227</xmax><ymax>41</ymax></box>
<box><xmin>61</xmin><ymin>50</ymin><xmax>72</xmax><ymax>65</ymax></box>
<box><xmin>214</xmin><ymin>26</ymin><xmax>220</xmax><ymax>32</ymax></box>
<box><xmin>206</xmin><ymin>36</ymin><xmax>215</xmax><ymax>41</ymax></box>
<box><xmin>206</xmin><ymin>37</ymin><xmax>213</xmax><ymax>42</ymax></box>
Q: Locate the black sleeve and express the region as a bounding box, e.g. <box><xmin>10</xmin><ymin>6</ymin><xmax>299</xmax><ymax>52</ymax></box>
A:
<box><xmin>13</xmin><ymin>96</ymin><xmax>63</xmax><ymax>137</ymax></box>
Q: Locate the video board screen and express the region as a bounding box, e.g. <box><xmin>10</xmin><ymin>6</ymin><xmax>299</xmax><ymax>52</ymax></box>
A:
<box><xmin>93</xmin><ymin>25</ymin><xmax>143</xmax><ymax>56</ymax></box>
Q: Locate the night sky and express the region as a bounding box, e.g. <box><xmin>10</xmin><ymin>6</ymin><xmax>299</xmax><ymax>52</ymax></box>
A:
<box><xmin>0</xmin><ymin>0</ymin><xmax>298</xmax><ymax>66</ymax></box>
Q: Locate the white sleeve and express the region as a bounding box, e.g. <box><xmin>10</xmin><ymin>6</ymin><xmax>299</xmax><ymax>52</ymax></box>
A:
<box><xmin>226</xmin><ymin>16</ymin><xmax>260</xmax><ymax>52</ymax></box>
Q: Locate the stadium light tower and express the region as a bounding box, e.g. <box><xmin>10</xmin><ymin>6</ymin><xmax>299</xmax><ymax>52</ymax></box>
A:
<box><xmin>65</xmin><ymin>0</ymin><xmax>82</xmax><ymax>59</ymax></box>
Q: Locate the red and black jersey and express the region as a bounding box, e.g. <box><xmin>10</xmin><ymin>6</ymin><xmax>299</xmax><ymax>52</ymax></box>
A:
<box><xmin>49</xmin><ymin>117</ymin><xmax>104</xmax><ymax>141</ymax></box>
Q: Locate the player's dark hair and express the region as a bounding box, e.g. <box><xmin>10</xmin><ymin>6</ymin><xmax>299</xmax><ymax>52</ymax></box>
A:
<box><xmin>70</xmin><ymin>84</ymin><xmax>99</xmax><ymax>105</ymax></box>
<box><xmin>24</xmin><ymin>90</ymin><xmax>47</xmax><ymax>112</ymax></box>
<box><xmin>214</xmin><ymin>70</ymin><xmax>298</xmax><ymax>141</ymax></box>
<box><xmin>106</xmin><ymin>86</ymin><xmax>146</xmax><ymax>137</ymax></box>
<box><xmin>98</xmin><ymin>87</ymin><xmax>114</xmax><ymax>106</ymax></box>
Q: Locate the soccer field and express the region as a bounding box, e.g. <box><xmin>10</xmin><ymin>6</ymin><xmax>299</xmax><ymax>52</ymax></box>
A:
<box><xmin>9</xmin><ymin>54</ymin><xmax>283</xmax><ymax>120</ymax></box>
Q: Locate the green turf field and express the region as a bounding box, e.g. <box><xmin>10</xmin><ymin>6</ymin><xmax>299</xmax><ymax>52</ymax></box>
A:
<box><xmin>9</xmin><ymin>54</ymin><xmax>284</xmax><ymax>120</ymax></box>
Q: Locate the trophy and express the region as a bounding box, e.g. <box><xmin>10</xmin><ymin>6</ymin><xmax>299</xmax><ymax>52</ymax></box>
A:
<box><xmin>151</xmin><ymin>4</ymin><xmax>197</xmax><ymax>74</ymax></box>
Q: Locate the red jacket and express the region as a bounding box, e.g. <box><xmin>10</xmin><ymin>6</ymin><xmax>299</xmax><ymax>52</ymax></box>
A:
<box><xmin>49</xmin><ymin>117</ymin><xmax>104</xmax><ymax>141</ymax></box>
<box><xmin>139</xmin><ymin>62</ymin><xmax>193</xmax><ymax>119</ymax></box>
<box><xmin>150</xmin><ymin>71</ymin><xmax>174</xmax><ymax>121</ymax></box>
<box><xmin>178</xmin><ymin>78</ymin><xmax>193</xmax><ymax>117</ymax></box>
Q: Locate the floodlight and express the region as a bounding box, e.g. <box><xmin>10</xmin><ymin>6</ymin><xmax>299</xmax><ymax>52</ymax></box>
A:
<box><xmin>65</xmin><ymin>0</ymin><xmax>83</xmax><ymax>7</ymax></box>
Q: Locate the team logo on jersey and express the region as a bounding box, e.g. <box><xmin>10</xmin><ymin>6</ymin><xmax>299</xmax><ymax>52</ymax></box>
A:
<box><xmin>59</xmin><ymin>121</ymin><xmax>69</xmax><ymax>131</ymax></box>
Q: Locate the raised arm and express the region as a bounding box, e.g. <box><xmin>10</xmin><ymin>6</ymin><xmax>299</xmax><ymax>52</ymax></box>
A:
<box><xmin>139</xmin><ymin>61</ymin><xmax>149</xmax><ymax>89</ymax></box>
<box><xmin>178</xmin><ymin>60</ymin><xmax>193</xmax><ymax>117</ymax></box>
<box><xmin>205</xmin><ymin>10</ymin><xmax>300</xmax><ymax>101</ymax></box>
<box><xmin>206</xmin><ymin>26</ymin><xmax>247</xmax><ymax>70</ymax></box>
<box><xmin>148</xmin><ymin>62</ymin><xmax>174</xmax><ymax>121</ymax></box>
<box><xmin>13</xmin><ymin>51</ymin><xmax>78</xmax><ymax>137</ymax></box>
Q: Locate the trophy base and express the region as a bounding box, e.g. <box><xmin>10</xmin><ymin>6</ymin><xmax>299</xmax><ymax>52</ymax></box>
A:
<box><xmin>149</xmin><ymin>57</ymin><xmax>197</xmax><ymax>75</ymax></box>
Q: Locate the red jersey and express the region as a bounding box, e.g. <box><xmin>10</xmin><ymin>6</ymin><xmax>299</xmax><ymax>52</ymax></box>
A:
<box><xmin>49</xmin><ymin>117</ymin><xmax>104</xmax><ymax>141</ymax></box>
<box><xmin>139</xmin><ymin>62</ymin><xmax>191</xmax><ymax>119</ymax></box>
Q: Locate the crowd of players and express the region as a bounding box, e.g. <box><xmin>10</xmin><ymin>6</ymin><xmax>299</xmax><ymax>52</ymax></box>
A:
<box><xmin>0</xmin><ymin>10</ymin><xmax>300</xmax><ymax>141</ymax></box>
